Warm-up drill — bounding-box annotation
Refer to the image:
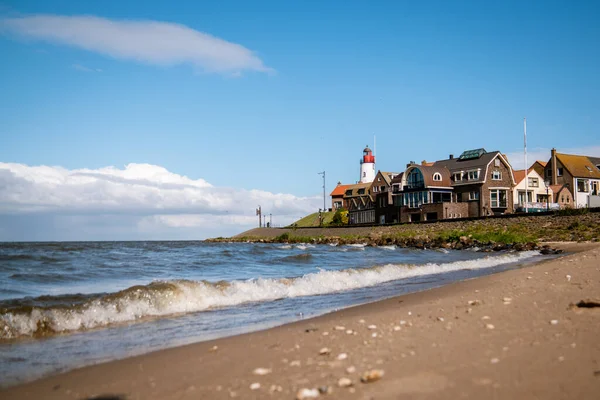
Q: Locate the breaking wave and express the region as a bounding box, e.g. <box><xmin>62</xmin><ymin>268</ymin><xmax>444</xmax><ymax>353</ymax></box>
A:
<box><xmin>0</xmin><ymin>251</ymin><xmax>539</xmax><ymax>339</ymax></box>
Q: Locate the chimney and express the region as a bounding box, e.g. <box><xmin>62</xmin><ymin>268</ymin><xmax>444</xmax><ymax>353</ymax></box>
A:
<box><xmin>449</xmin><ymin>154</ymin><xmax>454</xmax><ymax>160</ymax></box>
<box><xmin>551</xmin><ymin>148</ymin><xmax>558</xmax><ymax>185</ymax></box>
<box><xmin>421</xmin><ymin>160</ymin><xmax>427</xmax><ymax>165</ymax></box>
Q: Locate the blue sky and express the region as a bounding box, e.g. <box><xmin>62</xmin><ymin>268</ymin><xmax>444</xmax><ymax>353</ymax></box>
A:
<box><xmin>0</xmin><ymin>0</ymin><xmax>599</xmax><ymax>240</ymax></box>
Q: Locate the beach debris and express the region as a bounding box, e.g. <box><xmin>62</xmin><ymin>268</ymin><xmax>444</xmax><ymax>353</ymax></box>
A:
<box><xmin>466</xmin><ymin>308</ymin><xmax>472</xmax><ymax>314</ymax></box>
<box><xmin>318</xmin><ymin>386</ymin><xmax>332</xmax><ymax>394</ymax></box>
<box><xmin>490</xmin><ymin>358</ymin><xmax>499</xmax><ymax>364</ymax></box>
<box><xmin>566</xmin><ymin>274</ymin><xmax>572</xmax><ymax>282</ymax></box>
<box><xmin>361</xmin><ymin>369</ymin><xmax>384</xmax><ymax>383</ymax></box>
<box><xmin>359</xmin><ymin>319</ymin><xmax>365</xmax><ymax>324</ymax></box>
<box><xmin>346</xmin><ymin>329</ymin><xmax>354</xmax><ymax>335</ymax></box>
<box><xmin>338</xmin><ymin>377</ymin><xmax>353</xmax><ymax>387</ymax></box>
<box><xmin>290</xmin><ymin>360</ymin><xmax>301</xmax><ymax>367</ymax></box>
<box><xmin>486</xmin><ymin>324</ymin><xmax>495</xmax><ymax>330</ymax></box>
<box><xmin>482</xmin><ymin>316</ymin><xmax>491</xmax><ymax>320</ymax></box>
<box><xmin>305</xmin><ymin>327</ymin><xmax>318</xmax><ymax>333</ymax></box>
<box><xmin>250</xmin><ymin>382</ymin><xmax>261</xmax><ymax>390</ymax></box>
<box><xmin>337</xmin><ymin>353</ymin><xmax>348</xmax><ymax>360</ymax></box>
<box><xmin>346</xmin><ymin>366</ymin><xmax>356</xmax><ymax>374</ymax></box>
<box><xmin>269</xmin><ymin>385</ymin><xmax>283</xmax><ymax>393</ymax></box>
<box><xmin>399</xmin><ymin>320</ymin><xmax>407</xmax><ymax>325</ymax></box>
<box><xmin>468</xmin><ymin>300</ymin><xmax>481</xmax><ymax>306</ymax></box>
<box><xmin>296</xmin><ymin>388</ymin><xmax>320</xmax><ymax>399</ymax></box>
<box><xmin>408</xmin><ymin>311</ymin><xmax>412</xmax><ymax>316</ymax></box>
<box><xmin>527</xmin><ymin>276</ymin><xmax>532</xmax><ymax>280</ymax></box>
<box><xmin>393</xmin><ymin>325</ymin><xmax>401</xmax><ymax>331</ymax></box>
<box><xmin>573</xmin><ymin>299</ymin><xmax>600</xmax><ymax>308</ymax></box>
<box><xmin>503</xmin><ymin>297</ymin><xmax>512</xmax><ymax>305</ymax></box>
<box><xmin>371</xmin><ymin>332</ymin><xmax>378</xmax><ymax>338</ymax></box>
<box><xmin>209</xmin><ymin>345</ymin><xmax>219</xmax><ymax>352</ymax></box>
<box><xmin>550</xmin><ymin>320</ymin><xmax>559</xmax><ymax>325</ymax></box>
<box><xmin>437</xmin><ymin>317</ymin><xmax>445</xmax><ymax>322</ymax></box>
<box><xmin>253</xmin><ymin>367</ymin><xmax>271</xmax><ymax>375</ymax></box>
<box><xmin>322</xmin><ymin>331</ymin><xmax>329</xmax><ymax>336</ymax></box>
<box><xmin>334</xmin><ymin>325</ymin><xmax>345</xmax><ymax>331</ymax></box>
<box><xmin>319</xmin><ymin>347</ymin><xmax>331</xmax><ymax>355</ymax></box>
<box><xmin>367</xmin><ymin>324</ymin><xmax>377</xmax><ymax>330</ymax></box>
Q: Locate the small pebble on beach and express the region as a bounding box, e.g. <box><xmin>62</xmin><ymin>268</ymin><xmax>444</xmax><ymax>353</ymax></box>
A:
<box><xmin>361</xmin><ymin>369</ymin><xmax>384</xmax><ymax>383</ymax></box>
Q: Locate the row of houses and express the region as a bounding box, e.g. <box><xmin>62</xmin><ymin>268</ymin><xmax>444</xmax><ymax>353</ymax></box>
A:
<box><xmin>331</xmin><ymin>146</ymin><xmax>600</xmax><ymax>225</ymax></box>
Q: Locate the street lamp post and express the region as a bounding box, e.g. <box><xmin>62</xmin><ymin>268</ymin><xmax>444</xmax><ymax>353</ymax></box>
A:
<box><xmin>545</xmin><ymin>179</ymin><xmax>550</xmax><ymax>211</ymax></box>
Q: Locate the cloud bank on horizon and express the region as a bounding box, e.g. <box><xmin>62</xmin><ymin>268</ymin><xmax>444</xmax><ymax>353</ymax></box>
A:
<box><xmin>0</xmin><ymin>14</ymin><xmax>272</xmax><ymax>75</ymax></box>
<box><xmin>0</xmin><ymin>162</ymin><xmax>319</xmax><ymax>241</ymax></box>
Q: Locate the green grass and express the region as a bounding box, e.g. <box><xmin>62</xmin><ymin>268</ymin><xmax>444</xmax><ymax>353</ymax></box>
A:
<box><xmin>289</xmin><ymin>211</ymin><xmax>335</xmax><ymax>228</ymax></box>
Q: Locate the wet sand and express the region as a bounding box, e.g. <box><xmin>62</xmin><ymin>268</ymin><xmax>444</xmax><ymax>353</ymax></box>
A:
<box><xmin>3</xmin><ymin>242</ymin><xmax>600</xmax><ymax>399</ymax></box>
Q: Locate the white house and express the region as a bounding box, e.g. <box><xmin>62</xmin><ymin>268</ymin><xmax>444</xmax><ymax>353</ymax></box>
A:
<box><xmin>512</xmin><ymin>168</ymin><xmax>554</xmax><ymax>210</ymax></box>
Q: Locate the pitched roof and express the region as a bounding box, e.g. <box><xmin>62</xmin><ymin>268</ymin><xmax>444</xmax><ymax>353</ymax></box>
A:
<box><xmin>343</xmin><ymin>182</ymin><xmax>371</xmax><ymax>197</ymax></box>
<box><xmin>556</xmin><ymin>153</ymin><xmax>600</xmax><ymax>179</ymax></box>
<box><xmin>513</xmin><ymin>169</ymin><xmax>526</xmax><ymax>184</ymax></box>
<box><xmin>588</xmin><ymin>156</ymin><xmax>600</xmax><ymax>167</ymax></box>
<box><xmin>330</xmin><ymin>184</ymin><xmax>351</xmax><ymax>197</ymax></box>
<box><xmin>434</xmin><ymin>150</ymin><xmax>501</xmax><ymax>172</ymax></box>
<box><xmin>535</xmin><ymin>160</ymin><xmax>547</xmax><ymax>167</ymax></box>
<box><xmin>549</xmin><ymin>184</ymin><xmax>568</xmax><ymax>196</ymax></box>
<box><xmin>390</xmin><ymin>172</ymin><xmax>404</xmax><ymax>185</ymax></box>
<box><xmin>375</xmin><ymin>171</ymin><xmax>401</xmax><ymax>185</ymax></box>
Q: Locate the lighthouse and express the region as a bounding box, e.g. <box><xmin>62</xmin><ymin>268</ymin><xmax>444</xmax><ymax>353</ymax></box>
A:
<box><xmin>359</xmin><ymin>145</ymin><xmax>376</xmax><ymax>183</ymax></box>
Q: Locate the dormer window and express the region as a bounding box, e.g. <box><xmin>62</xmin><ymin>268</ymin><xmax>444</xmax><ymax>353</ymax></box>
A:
<box><xmin>452</xmin><ymin>172</ymin><xmax>463</xmax><ymax>182</ymax></box>
<box><xmin>468</xmin><ymin>170</ymin><xmax>479</xmax><ymax>180</ymax></box>
<box><xmin>433</xmin><ymin>173</ymin><xmax>442</xmax><ymax>181</ymax></box>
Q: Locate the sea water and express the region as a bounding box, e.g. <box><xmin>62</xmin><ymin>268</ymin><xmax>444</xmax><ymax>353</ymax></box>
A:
<box><xmin>0</xmin><ymin>241</ymin><xmax>544</xmax><ymax>386</ymax></box>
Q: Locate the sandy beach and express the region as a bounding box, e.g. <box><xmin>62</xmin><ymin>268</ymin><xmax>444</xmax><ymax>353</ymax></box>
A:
<box><xmin>2</xmin><ymin>242</ymin><xmax>599</xmax><ymax>400</ymax></box>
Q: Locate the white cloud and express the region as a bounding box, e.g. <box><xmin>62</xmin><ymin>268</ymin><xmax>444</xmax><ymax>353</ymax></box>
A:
<box><xmin>504</xmin><ymin>145</ymin><xmax>600</xmax><ymax>170</ymax></box>
<box><xmin>0</xmin><ymin>162</ymin><xmax>319</xmax><ymax>240</ymax></box>
<box><xmin>72</xmin><ymin>63</ymin><xmax>102</xmax><ymax>72</ymax></box>
<box><xmin>1</xmin><ymin>15</ymin><xmax>273</xmax><ymax>74</ymax></box>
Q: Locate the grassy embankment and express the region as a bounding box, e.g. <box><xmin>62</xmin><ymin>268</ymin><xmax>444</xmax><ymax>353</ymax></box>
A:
<box><xmin>230</xmin><ymin>210</ymin><xmax>600</xmax><ymax>248</ymax></box>
<box><xmin>290</xmin><ymin>211</ymin><xmax>335</xmax><ymax>227</ymax></box>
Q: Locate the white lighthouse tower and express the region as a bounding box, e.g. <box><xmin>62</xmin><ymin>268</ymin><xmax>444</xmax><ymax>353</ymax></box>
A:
<box><xmin>359</xmin><ymin>145</ymin><xmax>376</xmax><ymax>183</ymax></box>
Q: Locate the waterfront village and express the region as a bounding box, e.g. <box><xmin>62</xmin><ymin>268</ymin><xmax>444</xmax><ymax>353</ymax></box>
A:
<box><xmin>330</xmin><ymin>146</ymin><xmax>600</xmax><ymax>225</ymax></box>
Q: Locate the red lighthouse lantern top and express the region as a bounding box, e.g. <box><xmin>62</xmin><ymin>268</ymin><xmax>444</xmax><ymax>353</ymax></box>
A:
<box><xmin>362</xmin><ymin>145</ymin><xmax>375</xmax><ymax>163</ymax></box>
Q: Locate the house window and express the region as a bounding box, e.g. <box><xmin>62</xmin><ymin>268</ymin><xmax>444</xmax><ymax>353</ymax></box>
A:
<box><xmin>392</xmin><ymin>184</ymin><xmax>400</xmax><ymax>193</ymax></box>
<box><xmin>492</xmin><ymin>171</ymin><xmax>502</xmax><ymax>180</ymax></box>
<box><xmin>407</xmin><ymin>168</ymin><xmax>425</xmax><ymax>189</ymax></box>
<box><xmin>577</xmin><ymin>179</ymin><xmax>589</xmax><ymax>193</ymax></box>
<box><xmin>433</xmin><ymin>172</ymin><xmax>442</xmax><ymax>181</ymax></box>
<box><xmin>528</xmin><ymin>177</ymin><xmax>539</xmax><ymax>187</ymax></box>
<box><xmin>452</xmin><ymin>172</ymin><xmax>463</xmax><ymax>182</ymax></box>
<box><xmin>345</xmin><ymin>189</ymin><xmax>353</xmax><ymax>196</ymax></box>
<box><xmin>546</xmin><ymin>169</ymin><xmax>551</xmax><ymax>178</ymax></box>
<box><xmin>469</xmin><ymin>191</ymin><xmax>479</xmax><ymax>200</ymax></box>
<box><xmin>363</xmin><ymin>172</ymin><xmax>366</xmax><ymax>178</ymax></box>
<box><xmin>358</xmin><ymin>188</ymin><xmax>365</xmax><ymax>195</ymax></box>
<box><xmin>561</xmin><ymin>195</ymin><xmax>564</xmax><ymax>203</ymax></box>
<box><xmin>490</xmin><ymin>189</ymin><xmax>507</xmax><ymax>208</ymax></box>
<box><xmin>377</xmin><ymin>177</ymin><xmax>381</xmax><ymax>181</ymax></box>
<box><xmin>468</xmin><ymin>170</ymin><xmax>479</xmax><ymax>180</ymax></box>
<box><xmin>557</xmin><ymin>168</ymin><xmax>563</xmax><ymax>177</ymax></box>
<box><xmin>373</xmin><ymin>186</ymin><xmax>378</xmax><ymax>193</ymax></box>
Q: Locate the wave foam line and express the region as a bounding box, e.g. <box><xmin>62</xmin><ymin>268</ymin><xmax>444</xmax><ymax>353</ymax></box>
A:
<box><xmin>0</xmin><ymin>251</ymin><xmax>540</xmax><ymax>339</ymax></box>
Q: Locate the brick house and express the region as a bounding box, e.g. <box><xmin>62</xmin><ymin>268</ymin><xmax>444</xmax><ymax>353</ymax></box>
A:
<box><xmin>433</xmin><ymin>148</ymin><xmax>516</xmax><ymax>216</ymax></box>
<box><xmin>329</xmin><ymin>183</ymin><xmax>351</xmax><ymax>210</ymax></box>
<box><xmin>392</xmin><ymin>163</ymin><xmax>468</xmax><ymax>222</ymax></box>
<box><xmin>371</xmin><ymin>170</ymin><xmax>401</xmax><ymax>224</ymax></box>
<box><xmin>344</xmin><ymin>182</ymin><xmax>375</xmax><ymax>224</ymax></box>
<box><xmin>544</xmin><ymin>149</ymin><xmax>600</xmax><ymax>208</ymax></box>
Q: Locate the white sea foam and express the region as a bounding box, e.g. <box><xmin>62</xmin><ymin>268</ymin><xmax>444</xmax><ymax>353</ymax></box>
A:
<box><xmin>0</xmin><ymin>251</ymin><xmax>540</xmax><ymax>339</ymax></box>
<box><xmin>346</xmin><ymin>243</ymin><xmax>367</xmax><ymax>248</ymax></box>
<box><xmin>379</xmin><ymin>245</ymin><xmax>397</xmax><ymax>250</ymax></box>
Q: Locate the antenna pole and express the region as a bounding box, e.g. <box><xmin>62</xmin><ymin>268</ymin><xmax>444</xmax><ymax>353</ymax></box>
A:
<box><xmin>524</xmin><ymin>118</ymin><xmax>528</xmax><ymax>213</ymax></box>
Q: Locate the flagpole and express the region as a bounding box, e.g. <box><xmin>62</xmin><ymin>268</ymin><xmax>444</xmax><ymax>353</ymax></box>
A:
<box><xmin>524</xmin><ymin>118</ymin><xmax>528</xmax><ymax>213</ymax></box>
